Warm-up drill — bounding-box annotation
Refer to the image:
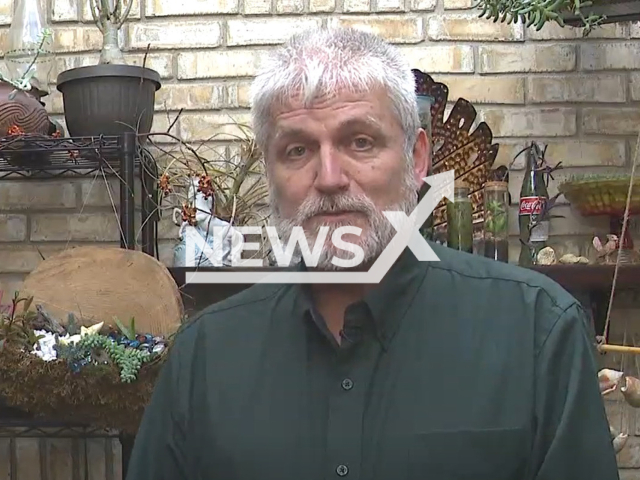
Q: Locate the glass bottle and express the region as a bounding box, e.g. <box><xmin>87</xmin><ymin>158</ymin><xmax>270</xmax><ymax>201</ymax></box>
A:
<box><xmin>483</xmin><ymin>181</ymin><xmax>509</xmax><ymax>262</ymax></box>
<box><xmin>446</xmin><ymin>182</ymin><xmax>473</xmax><ymax>253</ymax></box>
<box><xmin>417</xmin><ymin>94</ymin><xmax>435</xmax><ymax>241</ymax></box>
<box><xmin>4</xmin><ymin>0</ymin><xmax>55</xmax><ymax>96</ymax></box>
<box><xmin>518</xmin><ymin>144</ymin><xmax>550</xmax><ymax>266</ymax></box>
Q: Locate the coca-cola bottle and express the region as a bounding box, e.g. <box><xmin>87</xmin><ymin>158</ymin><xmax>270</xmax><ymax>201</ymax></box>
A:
<box><xmin>518</xmin><ymin>143</ymin><xmax>549</xmax><ymax>266</ymax></box>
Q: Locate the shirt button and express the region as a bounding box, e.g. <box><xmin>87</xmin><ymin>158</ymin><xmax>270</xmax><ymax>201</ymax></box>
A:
<box><xmin>341</xmin><ymin>378</ymin><xmax>353</xmax><ymax>391</ymax></box>
<box><xmin>336</xmin><ymin>464</ymin><xmax>349</xmax><ymax>476</ymax></box>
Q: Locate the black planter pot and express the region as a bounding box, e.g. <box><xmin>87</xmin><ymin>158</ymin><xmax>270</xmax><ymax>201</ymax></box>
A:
<box><xmin>56</xmin><ymin>64</ymin><xmax>161</xmax><ymax>139</ymax></box>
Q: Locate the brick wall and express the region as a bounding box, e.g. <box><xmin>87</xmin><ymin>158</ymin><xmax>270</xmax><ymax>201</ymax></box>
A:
<box><xmin>0</xmin><ymin>0</ymin><xmax>639</xmax><ymax>477</ymax></box>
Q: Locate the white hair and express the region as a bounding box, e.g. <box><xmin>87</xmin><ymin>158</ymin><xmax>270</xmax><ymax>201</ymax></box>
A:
<box><xmin>249</xmin><ymin>26</ymin><xmax>420</xmax><ymax>160</ymax></box>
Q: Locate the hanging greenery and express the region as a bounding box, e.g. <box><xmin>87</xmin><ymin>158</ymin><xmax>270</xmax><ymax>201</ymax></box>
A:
<box><xmin>476</xmin><ymin>0</ymin><xmax>607</xmax><ymax>35</ymax></box>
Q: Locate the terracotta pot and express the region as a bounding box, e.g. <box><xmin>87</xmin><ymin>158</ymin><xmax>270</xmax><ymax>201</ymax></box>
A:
<box><xmin>0</xmin><ymin>81</ymin><xmax>50</xmax><ymax>136</ymax></box>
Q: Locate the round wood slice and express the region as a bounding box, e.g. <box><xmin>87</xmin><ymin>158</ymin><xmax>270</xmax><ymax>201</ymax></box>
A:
<box><xmin>20</xmin><ymin>246</ymin><xmax>183</xmax><ymax>338</ymax></box>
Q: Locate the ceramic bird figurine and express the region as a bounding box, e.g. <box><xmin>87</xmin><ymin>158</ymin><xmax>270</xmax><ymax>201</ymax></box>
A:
<box><xmin>621</xmin><ymin>375</ymin><xmax>640</xmax><ymax>408</ymax></box>
<box><xmin>593</xmin><ymin>235</ymin><xmax>619</xmax><ymax>261</ymax></box>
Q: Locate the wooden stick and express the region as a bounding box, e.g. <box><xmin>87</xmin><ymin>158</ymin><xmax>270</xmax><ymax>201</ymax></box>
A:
<box><xmin>598</xmin><ymin>344</ymin><xmax>640</xmax><ymax>355</ymax></box>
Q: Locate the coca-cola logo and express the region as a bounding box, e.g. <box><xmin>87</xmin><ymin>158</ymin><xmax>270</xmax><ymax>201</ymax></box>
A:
<box><xmin>519</xmin><ymin>196</ymin><xmax>546</xmax><ymax>215</ymax></box>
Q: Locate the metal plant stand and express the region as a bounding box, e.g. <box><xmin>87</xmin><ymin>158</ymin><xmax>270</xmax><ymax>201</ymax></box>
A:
<box><xmin>0</xmin><ymin>131</ymin><xmax>159</xmax><ymax>479</ymax></box>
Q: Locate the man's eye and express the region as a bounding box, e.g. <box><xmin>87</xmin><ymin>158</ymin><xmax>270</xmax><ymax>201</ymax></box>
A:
<box><xmin>352</xmin><ymin>137</ymin><xmax>373</xmax><ymax>150</ymax></box>
<box><xmin>286</xmin><ymin>146</ymin><xmax>306</xmax><ymax>158</ymax></box>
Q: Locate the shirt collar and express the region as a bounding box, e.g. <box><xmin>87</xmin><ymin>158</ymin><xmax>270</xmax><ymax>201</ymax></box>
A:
<box><xmin>292</xmin><ymin>247</ymin><xmax>429</xmax><ymax>349</ymax></box>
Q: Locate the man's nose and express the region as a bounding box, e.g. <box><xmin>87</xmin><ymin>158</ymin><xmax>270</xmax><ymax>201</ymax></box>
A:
<box><xmin>313</xmin><ymin>145</ymin><xmax>349</xmax><ymax>195</ymax></box>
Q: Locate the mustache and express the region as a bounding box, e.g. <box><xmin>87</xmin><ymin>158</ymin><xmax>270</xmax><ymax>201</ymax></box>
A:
<box><xmin>295</xmin><ymin>194</ymin><xmax>378</xmax><ymax>222</ymax></box>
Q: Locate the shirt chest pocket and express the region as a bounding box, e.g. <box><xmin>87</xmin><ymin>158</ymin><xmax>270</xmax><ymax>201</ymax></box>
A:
<box><xmin>408</xmin><ymin>427</ymin><xmax>528</xmax><ymax>480</ymax></box>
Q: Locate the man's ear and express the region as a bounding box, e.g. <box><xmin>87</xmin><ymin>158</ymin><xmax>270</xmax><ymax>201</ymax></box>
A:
<box><xmin>412</xmin><ymin>128</ymin><xmax>431</xmax><ymax>189</ymax></box>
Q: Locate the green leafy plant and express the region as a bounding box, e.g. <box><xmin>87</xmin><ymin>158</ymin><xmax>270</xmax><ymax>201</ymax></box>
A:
<box><xmin>0</xmin><ymin>291</ymin><xmax>42</xmax><ymax>350</ymax></box>
<box><xmin>115</xmin><ymin>316</ymin><xmax>137</xmax><ymax>341</ymax></box>
<box><xmin>476</xmin><ymin>0</ymin><xmax>607</xmax><ymax>35</ymax></box>
<box><xmin>484</xmin><ymin>200</ymin><xmax>508</xmax><ymax>236</ymax></box>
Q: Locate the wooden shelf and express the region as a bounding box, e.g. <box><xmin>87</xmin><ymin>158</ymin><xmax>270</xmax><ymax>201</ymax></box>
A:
<box><xmin>531</xmin><ymin>264</ymin><xmax>640</xmax><ymax>292</ymax></box>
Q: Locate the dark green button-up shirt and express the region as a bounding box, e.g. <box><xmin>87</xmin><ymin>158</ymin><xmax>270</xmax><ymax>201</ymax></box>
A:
<box><xmin>127</xmin><ymin>244</ymin><xmax>619</xmax><ymax>480</ymax></box>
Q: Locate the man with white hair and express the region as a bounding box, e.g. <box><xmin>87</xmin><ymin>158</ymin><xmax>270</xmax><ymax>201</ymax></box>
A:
<box><xmin>126</xmin><ymin>27</ymin><xmax>619</xmax><ymax>480</ymax></box>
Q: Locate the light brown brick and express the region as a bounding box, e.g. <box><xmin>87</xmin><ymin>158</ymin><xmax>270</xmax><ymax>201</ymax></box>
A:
<box><xmin>146</xmin><ymin>0</ymin><xmax>239</xmax><ymax>15</ymax></box>
<box><xmin>310</xmin><ymin>0</ymin><xmax>335</xmax><ymax>12</ymax></box>
<box><xmin>81</xmin><ymin>0</ymin><xmax>141</xmax><ymax>20</ymax></box>
<box><xmin>479</xmin><ymin>107</ymin><xmax>577</xmax><ymax>137</ymax></box>
<box><xmin>343</xmin><ymin>0</ymin><xmax>371</xmax><ymax>13</ymax></box>
<box><xmin>227</xmin><ymin>18</ymin><xmax>321</xmax><ymax>46</ymax></box>
<box><xmin>158</xmin><ymin>240</ymin><xmax>177</xmax><ymax>266</ymax></box>
<box><xmin>496</xmin><ymin>139</ymin><xmax>626</xmax><ymax>170</ymax></box>
<box><xmin>45</xmin><ymin>90</ymin><xmax>64</xmax><ymax>115</ymax></box>
<box><xmin>30</xmin><ymin>213</ymin><xmax>120</xmax><ymax>242</ymax></box>
<box><xmin>0</xmin><ymin>0</ymin><xmax>10</xmax><ymax>25</ymax></box>
<box><xmin>178</xmin><ymin>112</ymin><xmax>252</xmax><ymax>142</ymax></box>
<box><xmin>617</xmin><ymin>436</ymin><xmax>640</xmax><ymax>468</ymax></box>
<box><xmin>631</xmin><ymin>71</ymin><xmax>640</xmax><ymax>101</ymax></box>
<box><xmin>52</xmin><ymin>0</ymin><xmax>78</xmax><ymax>22</ymax></box>
<box><xmin>526</xmin><ymin>21</ymin><xmax>627</xmax><ymax>40</ymax></box>
<box><xmin>126</xmin><ymin>21</ymin><xmax>222</xmax><ymax>50</ymax></box>
<box><xmin>410</xmin><ymin>0</ymin><xmax>436</xmax><ymax>10</ymax></box>
<box><xmin>375</xmin><ymin>0</ymin><xmax>405</xmax><ymax>12</ymax></box>
<box><xmin>229</xmin><ymin>82</ymin><xmax>252</xmax><ymax>108</ymax></box>
<box><xmin>630</xmin><ymin>22</ymin><xmax>640</xmax><ymax>38</ymax></box>
<box><xmin>0</xmin><ymin>214</ymin><xmax>27</xmax><ymax>242</ymax></box>
<box><xmin>0</xmin><ymin>245</ymin><xmax>77</xmax><ymax>274</ymax></box>
<box><xmin>123</xmin><ymin>53</ymin><xmax>174</xmax><ymax>79</ymax></box>
<box><xmin>156</xmin><ymin>83</ymin><xmax>225</xmax><ymax>111</ymax></box>
<box><xmin>527</xmin><ymin>74</ymin><xmax>626</xmax><ymax>103</ymax></box>
<box><xmin>276</xmin><ymin>0</ymin><xmax>305</xmax><ymax>13</ymax></box>
<box><xmin>55</xmin><ymin>54</ymin><xmax>100</xmax><ymax>78</ymax></box>
<box><xmin>54</xmin><ymin>27</ymin><xmax>104</xmax><ymax>53</ymax></box>
<box><xmin>582</xmin><ymin>108</ymin><xmax>640</xmax><ymax>136</ymax></box>
<box><xmin>443</xmin><ymin>0</ymin><xmax>474</xmax><ymax>9</ymax></box>
<box><xmin>400</xmin><ymin>45</ymin><xmax>474</xmax><ymax>73</ymax></box>
<box><xmin>431</xmin><ymin>75</ymin><xmax>524</xmax><ymax>104</ymax></box>
<box><xmin>427</xmin><ymin>14</ymin><xmax>524</xmax><ymax>41</ymax></box>
<box><xmin>0</xmin><ymin>180</ymin><xmax>76</xmax><ymax>209</ymax></box>
<box><xmin>479</xmin><ymin>44</ymin><xmax>576</xmax><ymax>73</ymax></box>
<box><xmin>78</xmin><ymin>177</ymin><xmax>143</xmax><ymax>207</ymax></box>
<box><xmin>328</xmin><ymin>16</ymin><xmax>423</xmax><ymax>43</ymax></box>
<box><xmin>581</xmin><ymin>42</ymin><xmax>640</xmax><ymax>70</ymax></box>
<box><xmin>55</xmin><ymin>52</ymin><xmax>173</xmax><ymax>80</ymax></box>
<box><xmin>244</xmin><ymin>0</ymin><xmax>271</xmax><ymax>13</ymax></box>
<box><xmin>177</xmin><ymin>50</ymin><xmax>268</xmax><ymax>79</ymax></box>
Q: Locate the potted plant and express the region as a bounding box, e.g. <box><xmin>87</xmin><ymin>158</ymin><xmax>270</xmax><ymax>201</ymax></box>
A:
<box><xmin>55</xmin><ymin>0</ymin><xmax>161</xmax><ymax>139</ymax></box>
<box><xmin>151</xmin><ymin>120</ymin><xmax>271</xmax><ymax>268</ymax></box>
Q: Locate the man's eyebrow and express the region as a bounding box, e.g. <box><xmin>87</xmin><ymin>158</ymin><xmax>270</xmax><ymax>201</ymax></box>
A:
<box><xmin>273</xmin><ymin>128</ymin><xmax>309</xmax><ymax>143</ymax></box>
<box><xmin>337</xmin><ymin>117</ymin><xmax>384</xmax><ymax>132</ymax></box>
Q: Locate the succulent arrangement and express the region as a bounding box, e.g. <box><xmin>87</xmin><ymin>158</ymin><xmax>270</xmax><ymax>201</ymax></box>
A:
<box><xmin>0</xmin><ymin>289</ymin><xmax>171</xmax><ymax>432</ymax></box>
<box><xmin>0</xmin><ymin>290</ymin><xmax>167</xmax><ymax>383</ymax></box>
<box><xmin>476</xmin><ymin>0</ymin><xmax>607</xmax><ymax>35</ymax></box>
